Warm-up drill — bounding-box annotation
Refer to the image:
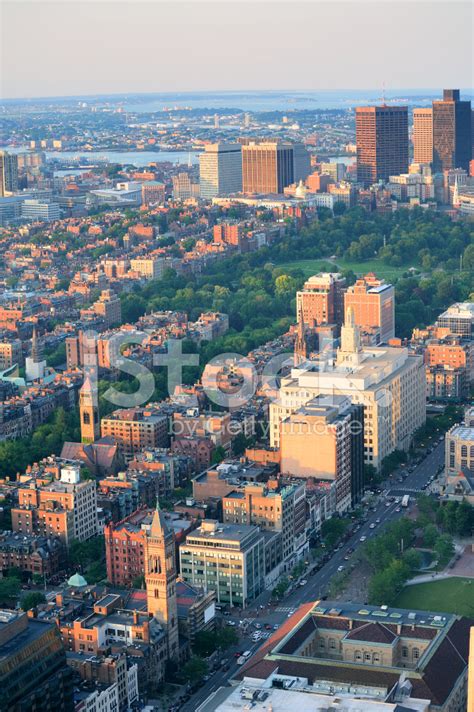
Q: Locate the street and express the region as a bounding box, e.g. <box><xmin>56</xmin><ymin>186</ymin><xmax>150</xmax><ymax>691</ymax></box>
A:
<box><xmin>179</xmin><ymin>440</ymin><xmax>445</xmax><ymax>712</ymax></box>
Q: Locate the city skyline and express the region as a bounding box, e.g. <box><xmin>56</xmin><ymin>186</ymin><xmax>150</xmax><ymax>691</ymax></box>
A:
<box><xmin>1</xmin><ymin>0</ymin><xmax>473</xmax><ymax>99</ymax></box>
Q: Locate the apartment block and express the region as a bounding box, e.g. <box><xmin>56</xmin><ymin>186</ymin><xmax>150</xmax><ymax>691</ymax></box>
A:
<box><xmin>344</xmin><ymin>273</ymin><xmax>395</xmax><ymax>344</ymax></box>
<box><xmin>296</xmin><ymin>272</ymin><xmax>346</xmax><ymax>328</ymax></box>
<box><xmin>179</xmin><ymin>520</ymin><xmax>265</xmax><ymax>608</ymax></box>
<box><xmin>222</xmin><ymin>479</ymin><xmax>307</xmax><ymax>562</ymax></box>
<box><xmin>101</xmin><ymin>406</ymin><xmax>169</xmax><ymax>462</ymax></box>
<box><xmin>280</xmin><ymin>396</ymin><xmax>364</xmax><ymax>511</ymax></box>
<box><xmin>11</xmin><ymin>464</ymin><xmax>98</xmax><ymax>545</ymax></box>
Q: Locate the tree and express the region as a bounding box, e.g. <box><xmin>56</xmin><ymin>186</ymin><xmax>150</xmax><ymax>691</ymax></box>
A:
<box><xmin>21</xmin><ymin>591</ymin><xmax>46</xmax><ymax>611</ymax></box>
<box><xmin>435</xmin><ymin>534</ymin><xmax>455</xmax><ymax>567</ymax></box>
<box><xmin>0</xmin><ymin>576</ymin><xmax>20</xmax><ymax>604</ymax></box>
<box><xmin>403</xmin><ymin>548</ymin><xmax>422</xmax><ymax>572</ymax></box>
<box><xmin>211</xmin><ymin>446</ymin><xmax>226</xmax><ymax>465</ymax></box>
<box><xmin>423</xmin><ymin>523</ymin><xmax>439</xmax><ymax>548</ymax></box>
<box><xmin>181</xmin><ymin>656</ymin><xmax>208</xmax><ymax>684</ymax></box>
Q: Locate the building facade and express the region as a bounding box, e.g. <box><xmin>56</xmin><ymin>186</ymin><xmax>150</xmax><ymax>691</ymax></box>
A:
<box><xmin>356</xmin><ymin>105</ymin><xmax>409</xmax><ymax>184</ymax></box>
<box><xmin>433</xmin><ymin>89</ymin><xmax>472</xmax><ymax>172</ymax></box>
<box><xmin>199</xmin><ymin>143</ymin><xmax>242</xmax><ymax>199</ymax></box>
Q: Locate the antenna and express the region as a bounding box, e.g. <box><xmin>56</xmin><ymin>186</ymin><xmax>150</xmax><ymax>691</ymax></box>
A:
<box><xmin>379</xmin><ymin>82</ymin><xmax>387</xmax><ymax>106</ymax></box>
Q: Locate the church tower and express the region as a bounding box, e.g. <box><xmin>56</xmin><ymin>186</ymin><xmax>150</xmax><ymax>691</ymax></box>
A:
<box><xmin>144</xmin><ymin>502</ymin><xmax>179</xmax><ymax>660</ymax></box>
<box><xmin>337</xmin><ymin>306</ymin><xmax>362</xmax><ymax>364</ymax></box>
<box><xmin>80</xmin><ymin>374</ymin><xmax>100</xmax><ymax>443</ymax></box>
<box><xmin>294</xmin><ymin>303</ymin><xmax>308</xmax><ymax>365</ymax></box>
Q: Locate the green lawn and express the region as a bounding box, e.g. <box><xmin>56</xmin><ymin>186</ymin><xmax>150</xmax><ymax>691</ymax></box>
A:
<box><xmin>394</xmin><ymin>577</ymin><xmax>474</xmax><ymax>617</ymax></box>
<box><xmin>278</xmin><ymin>258</ymin><xmax>415</xmax><ymax>281</ymax></box>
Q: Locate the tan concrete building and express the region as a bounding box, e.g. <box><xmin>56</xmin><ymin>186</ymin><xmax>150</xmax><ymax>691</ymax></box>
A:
<box><xmin>92</xmin><ymin>289</ymin><xmax>122</xmax><ymax>328</ymax></box>
<box><xmin>0</xmin><ymin>338</ymin><xmax>22</xmax><ymax>369</ymax></box>
<box><xmin>296</xmin><ymin>273</ymin><xmax>346</xmax><ymax>328</ymax></box>
<box><xmin>101</xmin><ymin>407</ymin><xmax>169</xmax><ymax>462</ymax></box>
<box><xmin>271</xmin><ymin>311</ymin><xmax>426</xmax><ymax>469</ymax></box>
<box><xmin>130</xmin><ymin>257</ymin><xmax>165</xmax><ymax>281</ymax></box>
<box><xmin>344</xmin><ymin>273</ymin><xmax>395</xmax><ymax>344</ymax></box>
<box><xmin>280</xmin><ymin>396</ymin><xmax>364</xmax><ymax>512</ymax></box>
<box><xmin>199</xmin><ymin>143</ymin><xmax>242</xmax><ymax>199</ymax></box>
<box><xmin>222</xmin><ymin>479</ymin><xmax>307</xmax><ymax>562</ymax></box>
<box><xmin>413</xmin><ymin>108</ymin><xmax>433</xmax><ymax>165</ymax></box>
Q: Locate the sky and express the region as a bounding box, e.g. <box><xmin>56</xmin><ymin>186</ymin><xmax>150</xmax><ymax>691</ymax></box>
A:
<box><xmin>1</xmin><ymin>0</ymin><xmax>472</xmax><ymax>99</ymax></box>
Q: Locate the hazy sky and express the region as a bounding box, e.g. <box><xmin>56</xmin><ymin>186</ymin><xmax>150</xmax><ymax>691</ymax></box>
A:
<box><xmin>1</xmin><ymin>0</ymin><xmax>472</xmax><ymax>99</ymax></box>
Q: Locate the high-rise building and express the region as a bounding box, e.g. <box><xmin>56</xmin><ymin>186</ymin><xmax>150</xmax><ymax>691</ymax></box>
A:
<box><xmin>292</xmin><ymin>142</ymin><xmax>312</xmax><ymax>182</ymax></box>
<box><xmin>0</xmin><ymin>610</ymin><xmax>74</xmax><ymax>712</ymax></box>
<box><xmin>280</xmin><ymin>395</ymin><xmax>364</xmax><ymax>511</ymax></box>
<box><xmin>179</xmin><ymin>520</ymin><xmax>265</xmax><ymax>608</ymax></box>
<box><xmin>356</xmin><ymin>105</ymin><xmax>409</xmax><ymax>184</ymax></box>
<box><xmin>144</xmin><ymin>502</ymin><xmax>179</xmax><ymax>659</ymax></box>
<box><xmin>199</xmin><ymin>143</ymin><xmax>242</xmax><ymax>199</ymax></box>
<box><xmin>413</xmin><ymin>108</ymin><xmax>433</xmax><ymax>165</ymax></box>
<box><xmin>344</xmin><ymin>272</ymin><xmax>395</xmax><ymax>344</ymax></box>
<box><xmin>0</xmin><ymin>151</ymin><xmax>18</xmax><ymax>196</ymax></box>
<box><xmin>296</xmin><ymin>273</ymin><xmax>346</xmax><ymax>328</ymax></box>
<box><xmin>433</xmin><ymin>89</ymin><xmax>472</xmax><ymax>172</ymax></box>
<box><xmin>240</xmin><ymin>139</ymin><xmax>295</xmax><ymax>194</ymax></box>
<box><xmin>270</xmin><ymin>310</ymin><xmax>426</xmax><ymax>469</ymax></box>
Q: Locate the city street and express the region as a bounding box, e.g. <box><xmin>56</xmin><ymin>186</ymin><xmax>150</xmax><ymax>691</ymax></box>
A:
<box><xmin>179</xmin><ymin>440</ymin><xmax>446</xmax><ymax>712</ymax></box>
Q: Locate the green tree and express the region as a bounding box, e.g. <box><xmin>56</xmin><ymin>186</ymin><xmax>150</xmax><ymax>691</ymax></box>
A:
<box><xmin>21</xmin><ymin>591</ymin><xmax>46</xmax><ymax>611</ymax></box>
<box><xmin>181</xmin><ymin>656</ymin><xmax>208</xmax><ymax>684</ymax></box>
<box><xmin>0</xmin><ymin>576</ymin><xmax>20</xmax><ymax>604</ymax></box>
<box><xmin>211</xmin><ymin>446</ymin><xmax>226</xmax><ymax>465</ymax></box>
<box><xmin>435</xmin><ymin>534</ymin><xmax>455</xmax><ymax>567</ymax></box>
<box><xmin>423</xmin><ymin>523</ymin><xmax>439</xmax><ymax>548</ymax></box>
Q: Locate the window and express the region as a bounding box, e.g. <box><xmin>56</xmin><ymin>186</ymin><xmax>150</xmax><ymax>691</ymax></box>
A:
<box><xmin>402</xmin><ymin>646</ymin><xmax>408</xmax><ymax>658</ymax></box>
<box><xmin>413</xmin><ymin>648</ymin><xmax>419</xmax><ymax>660</ymax></box>
<box><xmin>354</xmin><ymin>650</ymin><xmax>362</xmax><ymax>661</ymax></box>
<box><xmin>364</xmin><ymin>652</ymin><xmax>371</xmax><ymax>661</ymax></box>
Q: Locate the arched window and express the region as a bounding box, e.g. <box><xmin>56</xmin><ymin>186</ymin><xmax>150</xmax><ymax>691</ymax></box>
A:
<box><xmin>354</xmin><ymin>650</ymin><xmax>362</xmax><ymax>661</ymax></box>
<box><xmin>373</xmin><ymin>652</ymin><xmax>380</xmax><ymax>664</ymax></box>
<box><xmin>461</xmin><ymin>445</ymin><xmax>468</xmax><ymax>457</ymax></box>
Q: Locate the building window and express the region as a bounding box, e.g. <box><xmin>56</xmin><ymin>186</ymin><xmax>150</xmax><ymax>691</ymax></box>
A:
<box><xmin>402</xmin><ymin>646</ymin><xmax>408</xmax><ymax>658</ymax></box>
<box><xmin>413</xmin><ymin>648</ymin><xmax>419</xmax><ymax>660</ymax></box>
<box><xmin>354</xmin><ymin>650</ymin><xmax>362</xmax><ymax>661</ymax></box>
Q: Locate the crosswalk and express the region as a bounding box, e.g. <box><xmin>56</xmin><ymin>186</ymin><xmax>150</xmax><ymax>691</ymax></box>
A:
<box><xmin>275</xmin><ymin>606</ymin><xmax>296</xmax><ymax>613</ymax></box>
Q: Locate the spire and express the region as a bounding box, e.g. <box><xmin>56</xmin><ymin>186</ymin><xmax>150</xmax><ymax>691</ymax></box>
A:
<box><xmin>150</xmin><ymin>498</ymin><xmax>168</xmax><ymax>537</ymax></box>
<box><xmin>31</xmin><ymin>326</ymin><xmax>43</xmax><ymax>363</ymax></box>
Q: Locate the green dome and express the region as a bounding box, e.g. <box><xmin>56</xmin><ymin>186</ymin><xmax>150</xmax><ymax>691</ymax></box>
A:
<box><xmin>67</xmin><ymin>572</ymin><xmax>88</xmax><ymax>588</ymax></box>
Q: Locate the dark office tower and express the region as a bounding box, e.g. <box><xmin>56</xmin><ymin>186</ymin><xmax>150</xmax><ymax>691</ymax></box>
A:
<box><xmin>356</xmin><ymin>105</ymin><xmax>409</xmax><ymax>185</ymax></box>
<box><xmin>240</xmin><ymin>139</ymin><xmax>295</xmax><ymax>194</ymax></box>
<box><xmin>0</xmin><ymin>610</ymin><xmax>74</xmax><ymax>711</ymax></box>
<box><xmin>432</xmin><ymin>89</ymin><xmax>472</xmax><ymax>172</ymax></box>
<box><xmin>0</xmin><ymin>151</ymin><xmax>18</xmax><ymax>196</ymax></box>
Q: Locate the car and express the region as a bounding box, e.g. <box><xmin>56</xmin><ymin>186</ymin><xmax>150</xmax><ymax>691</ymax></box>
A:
<box><xmin>264</xmin><ymin>624</ymin><xmax>272</xmax><ymax>630</ymax></box>
<box><xmin>337</xmin><ymin>565</ymin><xmax>345</xmax><ymax>573</ymax></box>
<box><xmin>395</xmin><ymin>507</ymin><xmax>401</xmax><ymax>512</ymax></box>
<box><xmin>226</xmin><ymin>620</ymin><xmax>236</xmax><ymax>626</ymax></box>
<box><xmin>385</xmin><ymin>502</ymin><xmax>391</xmax><ymax>507</ymax></box>
<box><xmin>234</xmin><ymin>651</ymin><xmax>243</xmax><ymax>658</ymax></box>
<box><xmin>369</xmin><ymin>523</ymin><xmax>376</xmax><ymax>529</ymax></box>
<box><xmin>299</xmin><ymin>579</ymin><xmax>307</xmax><ymax>586</ymax></box>
<box><xmin>360</xmin><ymin>535</ymin><xmax>367</xmax><ymax>542</ymax></box>
<box><xmin>254</xmin><ymin>623</ymin><xmax>262</xmax><ymax>629</ymax></box>
<box><xmin>273</xmin><ymin>624</ymin><xmax>279</xmax><ymax>630</ymax></box>
<box><xmin>344</xmin><ymin>555</ymin><xmax>350</xmax><ymax>561</ymax></box>
<box><xmin>375</xmin><ymin>518</ymin><xmax>381</xmax><ymax>524</ymax></box>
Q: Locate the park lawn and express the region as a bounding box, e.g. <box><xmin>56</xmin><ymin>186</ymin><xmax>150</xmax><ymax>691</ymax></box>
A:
<box><xmin>394</xmin><ymin>577</ymin><xmax>474</xmax><ymax>617</ymax></box>
<box><xmin>278</xmin><ymin>258</ymin><xmax>413</xmax><ymax>281</ymax></box>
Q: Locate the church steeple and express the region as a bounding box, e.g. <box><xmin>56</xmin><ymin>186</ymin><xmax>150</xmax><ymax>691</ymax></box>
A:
<box><xmin>294</xmin><ymin>302</ymin><xmax>308</xmax><ymax>365</ymax></box>
<box><xmin>31</xmin><ymin>326</ymin><xmax>43</xmax><ymax>363</ymax></box>
<box><xmin>337</xmin><ymin>306</ymin><xmax>362</xmax><ymax>363</ymax></box>
<box><xmin>144</xmin><ymin>500</ymin><xmax>179</xmax><ymax>660</ymax></box>
<box><xmin>80</xmin><ymin>373</ymin><xmax>100</xmax><ymax>444</ymax></box>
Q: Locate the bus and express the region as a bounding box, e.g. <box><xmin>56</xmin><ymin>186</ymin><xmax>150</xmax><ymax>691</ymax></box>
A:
<box><xmin>401</xmin><ymin>495</ymin><xmax>410</xmax><ymax>508</ymax></box>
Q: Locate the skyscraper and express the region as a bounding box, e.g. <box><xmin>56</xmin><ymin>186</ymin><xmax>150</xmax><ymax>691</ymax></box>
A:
<box><xmin>0</xmin><ymin>151</ymin><xmax>18</xmax><ymax>196</ymax></box>
<box><xmin>199</xmin><ymin>143</ymin><xmax>242</xmax><ymax>199</ymax></box>
<box><xmin>145</xmin><ymin>502</ymin><xmax>179</xmax><ymax>660</ymax></box>
<box><xmin>240</xmin><ymin>139</ymin><xmax>295</xmax><ymax>194</ymax></box>
<box><xmin>413</xmin><ymin>108</ymin><xmax>433</xmax><ymax>165</ymax></box>
<box><xmin>432</xmin><ymin>89</ymin><xmax>472</xmax><ymax>172</ymax></box>
<box><xmin>356</xmin><ymin>105</ymin><xmax>409</xmax><ymax>184</ymax></box>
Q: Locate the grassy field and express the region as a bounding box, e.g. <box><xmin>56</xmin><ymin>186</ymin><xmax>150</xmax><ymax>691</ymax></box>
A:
<box><xmin>278</xmin><ymin>258</ymin><xmax>414</xmax><ymax>281</ymax></box>
<box><xmin>394</xmin><ymin>578</ymin><xmax>474</xmax><ymax>617</ymax></box>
